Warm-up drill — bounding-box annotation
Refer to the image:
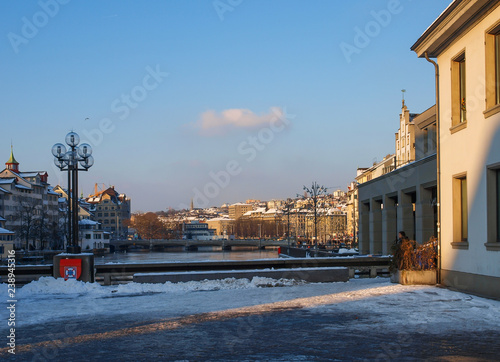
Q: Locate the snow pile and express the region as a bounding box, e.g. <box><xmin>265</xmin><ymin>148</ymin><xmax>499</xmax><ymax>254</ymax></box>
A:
<box><xmin>338</xmin><ymin>248</ymin><xmax>358</xmax><ymax>254</ymax></box>
<box><xmin>19</xmin><ymin>277</ymin><xmax>107</xmax><ymax>297</ymax></box>
<box><xmin>17</xmin><ymin>276</ymin><xmax>303</xmax><ymax>298</ymax></box>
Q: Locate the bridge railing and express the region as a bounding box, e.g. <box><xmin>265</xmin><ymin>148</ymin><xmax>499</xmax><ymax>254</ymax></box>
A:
<box><xmin>0</xmin><ymin>256</ymin><xmax>390</xmax><ymax>286</ymax></box>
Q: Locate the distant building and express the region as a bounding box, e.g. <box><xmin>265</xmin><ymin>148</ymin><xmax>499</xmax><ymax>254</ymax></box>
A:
<box><xmin>79</xmin><ymin>219</ymin><xmax>110</xmax><ymax>251</ymax></box>
<box><xmin>412</xmin><ymin>0</ymin><xmax>500</xmax><ymax>299</ymax></box>
<box><xmin>332</xmin><ymin>189</ymin><xmax>346</xmax><ymax>198</ymax></box>
<box><xmin>85</xmin><ymin>185</ymin><xmax>131</xmax><ymax>239</ymax></box>
<box><xmin>346</xmin><ymin>181</ymin><xmax>359</xmax><ymax>241</ymax></box>
<box><xmin>0</xmin><ymin>146</ymin><xmax>60</xmax><ymax>249</ymax></box>
<box><xmin>355</xmin><ymin>155</ymin><xmax>396</xmax><ymax>185</ymax></box>
<box><xmin>228</xmin><ymin>203</ymin><xmax>253</xmax><ymax>220</ymax></box>
<box><xmin>0</xmin><ymin>216</ymin><xmax>14</xmax><ymax>259</ymax></box>
<box><xmin>395</xmin><ymin>104</ymin><xmax>418</xmax><ymax>167</ymax></box>
<box><xmin>358</xmin><ymin>104</ymin><xmax>437</xmax><ymax>254</ymax></box>
<box><xmin>182</xmin><ymin>220</ymin><xmax>215</xmax><ymax>240</ymax></box>
<box><xmin>206</xmin><ymin>217</ymin><xmax>234</xmax><ymax>239</ymax></box>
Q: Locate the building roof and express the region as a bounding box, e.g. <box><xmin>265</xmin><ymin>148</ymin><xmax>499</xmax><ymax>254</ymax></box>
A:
<box><xmin>230</xmin><ymin>202</ymin><xmax>249</xmax><ymax>206</ymax></box>
<box><xmin>0</xmin><ymin>178</ymin><xmax>15</xmax><ymax>185</ymax></box>
<box><xmin>0</xmin><ymin>227</ymin><xmax>14</xmax><ymax>235</ymax></box>
<box><xmin>79</xmin><ymin>219</ymin><xmax>100</xmax><ymax>225</ymax></box>
<box><xmin>15</xmin><ymin>184</ymin><xmax>31</xmax><ymax>190</ymax></box>
<box><xmin>6</xmin><ymin>145</ymin><xmax>18</xmax><ymax>165</ymax></box>
<box><xmin>19</xmin><ymin>172</ymin><xmax>43</xmax><ymax>178</ymax></box>
<box><xmin>411</xmin><ymin>0</ymin><xmax>500</xmax><ymax>58</ymax></box>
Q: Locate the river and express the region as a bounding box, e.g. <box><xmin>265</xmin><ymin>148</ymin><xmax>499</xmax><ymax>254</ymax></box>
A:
<box><xmin>94</xmin><ymin>246</ymin><xmax>280</xmax><ymax>265</ymax></box>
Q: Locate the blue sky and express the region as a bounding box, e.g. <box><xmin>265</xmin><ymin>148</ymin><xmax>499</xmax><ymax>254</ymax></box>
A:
<box><xmin>0</xmin><ymin>0</ymin><xmax>450</xmax><ymax>212</ymax></box>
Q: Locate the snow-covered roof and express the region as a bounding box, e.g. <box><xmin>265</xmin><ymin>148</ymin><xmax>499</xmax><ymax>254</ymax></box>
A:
<box><xmin>15</xmin><ymin>184</ymin><xmax>31</xmax><ymax>190</ymax></box>
<box><xmin>0</xmin><ymin>227</ymin><xmax>14</xmax><ymax>234</ymax></box>
<box><xmin>18</xmin><ymin>172</ymin><xmax>40</xmax><ymax>178</ymax></box>
<box><xmin>207</xmin><ymin>217</ymin><xmax>233</xmax><ymax>222</ymax></box>
<box><xmin>79</xmin><ymin>219</ymin><xmax>100</xmax><ymax>225</ymax></box>
<box><xmin>0</xmin><ymin>186</ymin><xmax>11</xmax><ymax>193</ymax></box>
<box><xmin>0</xmin><ymin>178</ymin><xmax>15</xmax><ymax>184</ymax></box>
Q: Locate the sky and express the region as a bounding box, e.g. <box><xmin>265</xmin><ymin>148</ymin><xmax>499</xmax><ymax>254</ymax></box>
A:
<box><xmin>0</xmin><ymin>0</ymin><xmax>451</xmax><ymax>212</ymax></box>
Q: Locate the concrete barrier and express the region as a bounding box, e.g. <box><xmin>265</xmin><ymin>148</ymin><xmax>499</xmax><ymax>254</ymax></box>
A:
<box><xmin>133</xmin><ymin>267</ymin><xmax>349</xmax><ymax>284</ymax></box>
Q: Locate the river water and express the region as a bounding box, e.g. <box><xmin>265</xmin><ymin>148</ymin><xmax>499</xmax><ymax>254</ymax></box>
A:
<box><xmin>94</xmin><ymin>246</ymin><xmax>280</xmax><ymax>265</ymax></box>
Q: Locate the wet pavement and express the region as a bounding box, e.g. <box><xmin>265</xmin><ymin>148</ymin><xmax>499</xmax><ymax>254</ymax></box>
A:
<box><xmin>3</xmin><ymin>302</ymin><xmax>499</xmax><ymax>361</ymax></box>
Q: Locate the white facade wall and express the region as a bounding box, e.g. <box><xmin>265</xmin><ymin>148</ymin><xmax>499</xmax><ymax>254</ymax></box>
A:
<box><xmin>437</xmin><ymin>5</ymin><xmax>500</xmax><ymax>280</ymax></box>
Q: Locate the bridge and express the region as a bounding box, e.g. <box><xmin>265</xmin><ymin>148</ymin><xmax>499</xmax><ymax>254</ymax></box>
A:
<box><xmin>110</xmin><ymin>238</ymin><xmax>291</xmax><ymax>251</ymax></box>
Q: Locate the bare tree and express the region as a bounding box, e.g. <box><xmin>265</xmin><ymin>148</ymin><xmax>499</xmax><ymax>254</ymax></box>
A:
<box><xmin>12</xmin><ymin>196</ymin><xmax>41</xmax><ymax>250</ymax></box>
<box><xmin>299</xmin><ymin>182</ymin><xmax>328</xmax><ymax>244</ymax></box>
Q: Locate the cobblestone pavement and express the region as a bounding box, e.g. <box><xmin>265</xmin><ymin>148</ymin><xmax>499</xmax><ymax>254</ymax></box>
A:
<box><xmin>2</xmin><ymin>304</ymin><xmax>499</xmax><ymax>361</ymax></box>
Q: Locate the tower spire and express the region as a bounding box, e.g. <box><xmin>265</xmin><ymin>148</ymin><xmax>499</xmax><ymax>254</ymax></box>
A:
<box><xmin>401</xmin><ymin>89</ymin><xmax>406</xmax><ymax>108</ymax></box>
<box><xmin>6</xmin><ymin>144</ymin><xmax>19</xmax><ymax>172</ymax></box>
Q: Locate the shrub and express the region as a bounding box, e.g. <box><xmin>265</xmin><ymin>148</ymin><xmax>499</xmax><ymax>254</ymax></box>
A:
<box><xmin>390</xmin><ymin>237</ymin><xmax>437</xmax><ymax>272</ymax></box>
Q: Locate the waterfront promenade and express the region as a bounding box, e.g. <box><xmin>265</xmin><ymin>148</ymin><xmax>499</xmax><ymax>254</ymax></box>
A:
<box><xmin>2</xmin><ymin>278</ymin><xmax>499</xmax><ymax>361</ymax></box>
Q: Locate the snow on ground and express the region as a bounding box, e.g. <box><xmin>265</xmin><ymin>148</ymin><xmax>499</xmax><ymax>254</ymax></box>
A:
<box><xmin>1</xmin><ymin>276</ymin><xmax>500</xmax><ymax>336</ymax></box>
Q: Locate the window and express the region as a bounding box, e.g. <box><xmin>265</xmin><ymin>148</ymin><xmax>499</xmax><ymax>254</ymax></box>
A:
<box><xmin>453</xmin><ymin>174</ymin><xmax>468</xmax><ymax>245</ymax></box>
<box><xmin>423</xmin><ymin>128</ymin><xmax>429</xmax><ymax>154</ymax></box>
<box><xmin>486</xmin><ymin>167</ymin><xmax>500</xmax><ymax>249</ymax></box>
<box><xmin>407</xmin><ymin>135</ymin><xmax>410</xmax><ymax>145</ymax></box>
<box><xmin>85</xmin><ymin>234</ymin><xmax>91</xmax><ymax>240</ymax></box>
<box><xmin>459</xmin><ymin>58</ymin><xmax>466</xmax><ymax>123</ymax></box>
<box><xmin>460</xmin><ymin>178</ymin><xmax>468</xmax><ymax>241</ymax></box>
<box><xmin>485</xmin><ymin>25</ymin><xmax>500</xmax><ymax>116</ymax></box>
<box><xmin>497</xmin><ymin>170</ymin><xmax>500</xmax><ymax>241</ymax></box>
<box><xmin>451</xmin><ymin>52</ymin><xmax>466</xmax><ymax>129</ymax></box>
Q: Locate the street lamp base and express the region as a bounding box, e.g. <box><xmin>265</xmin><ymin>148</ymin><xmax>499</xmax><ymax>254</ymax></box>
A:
<box><xmin>67</xmin><ymin>246</ymin><xmax>82</xmax><ymax>254</ymax></box>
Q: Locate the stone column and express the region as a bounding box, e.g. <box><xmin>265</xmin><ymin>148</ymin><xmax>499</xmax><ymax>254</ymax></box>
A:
<box><xmin>416</xmin><ymin>186</ymin><xmax>435</xmax><ymax>244</ymax></box>
<box><xmin>398</xmin><ymin>190</ymin><xmax>415</xmax><ymax>240</ymax></box>
<box><xmin>359</xmin><ymin>201</ymin><xmax>370</xmax><ymax>255</ymax></box>
<box><xmin>370</xmin><ymin>199</ymin><xmax>383</xmax><ymax>255</ymax></box>
<box><xmin>382</xmin><ymin>195</ymin><xmax>397</xmax><ymax>254</ymax></box>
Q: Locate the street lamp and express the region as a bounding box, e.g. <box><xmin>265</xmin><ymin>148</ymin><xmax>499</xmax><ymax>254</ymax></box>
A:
<box><xmin>52</xmin><ymin>132</ymin><xmax>94</xmax><ymax>254</ymax></box>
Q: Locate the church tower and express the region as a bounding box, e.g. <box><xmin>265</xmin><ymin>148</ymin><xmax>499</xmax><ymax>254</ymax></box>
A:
<box><xmin>5</xmin><ymin>145</ymin><xmax>19</xmax><ymax>173</ymax></box>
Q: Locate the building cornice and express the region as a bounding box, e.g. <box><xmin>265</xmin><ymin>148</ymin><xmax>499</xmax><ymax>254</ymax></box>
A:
<box><xmin>411</xmin><ymin>0</ymin><xmax>499</xmax><ymax>58</ymax></box>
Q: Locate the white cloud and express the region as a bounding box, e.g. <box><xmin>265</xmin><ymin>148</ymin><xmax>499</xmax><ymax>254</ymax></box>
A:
<box><xmin>194</xmin><ymin>107</ymin><xmax>284</xmax><ymax>136</ymax></box>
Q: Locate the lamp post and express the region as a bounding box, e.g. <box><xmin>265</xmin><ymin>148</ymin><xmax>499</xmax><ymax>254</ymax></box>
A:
<box><xmin>52</xmin><ymin>132</ymin><xmax>94</xmax><ymax>254</ymax></box>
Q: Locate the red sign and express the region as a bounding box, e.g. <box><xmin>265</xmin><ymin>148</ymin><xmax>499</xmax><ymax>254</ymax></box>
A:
<box><xmin>59</xmin><ymin>259</ymin><xmax>82</xmax><ymax>280</ymax></box>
